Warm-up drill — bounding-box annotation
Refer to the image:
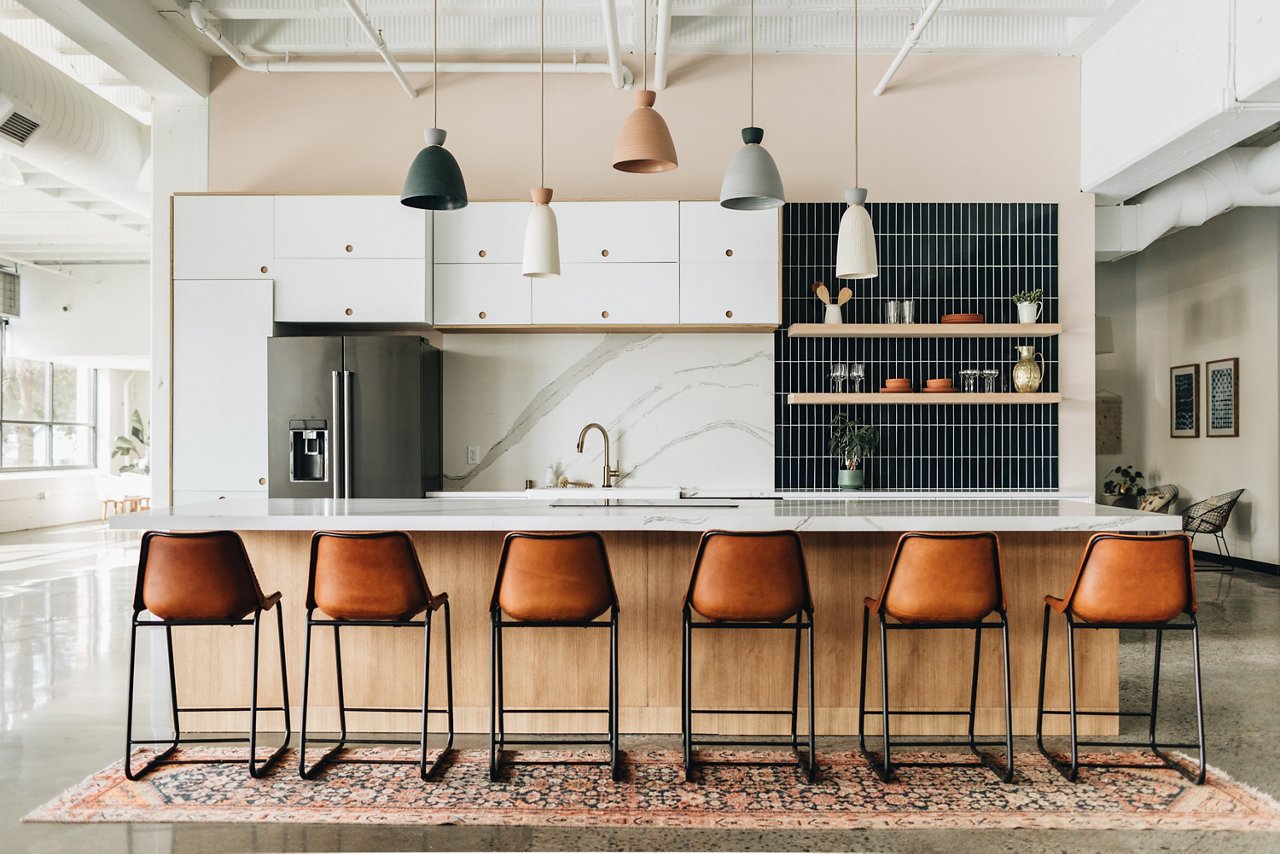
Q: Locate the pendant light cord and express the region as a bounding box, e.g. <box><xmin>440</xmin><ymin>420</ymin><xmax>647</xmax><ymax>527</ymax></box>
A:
<box><xmin>540</xmin><ymin>0</ymin><xmax>545</xmax><ymax>188</ymax></box>
<box><xmin>642</xmin><ymin>0</ymin><xmax>648</xmax><ymax>90</ymax></box>
<box><xmin>853</xmin><ymin>0</ymin><xmax>859</xmax><ymax>187</ymax></box>
<box><xmin>749</xmin><ymin>0</ymin><xmax>754</xmax><ymax>127</ymax></box>
<box><xmin>433</xmin><ymin>0</ymin><xmax>439</xmax><ymax>128</ymax></box>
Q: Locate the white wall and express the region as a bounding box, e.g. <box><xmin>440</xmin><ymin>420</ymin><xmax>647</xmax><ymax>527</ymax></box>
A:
<box><xmin>442</xmin><ymin>334</ymin><xmax>773</xmax><ymax>492</ymax></box>
<box><xmin>1095</xmin><ymin>259</ymin><xmax>1140</xmax><ymax>490</ymax></box>
<box><xmin>1100</xmin><ymin>207</ymin><xmax>1279</xmax><ymax>564</ymax></box>
<box><xmin>5</xmin><ymin>263</ymin><xmax>148</xmax><ymax>368</ymax></box>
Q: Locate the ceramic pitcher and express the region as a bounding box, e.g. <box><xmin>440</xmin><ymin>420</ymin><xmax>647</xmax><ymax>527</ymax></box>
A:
<box><xmin>1016</xmin><ymin>301</ymin><xmax>1043</xmax><ymax>323</ymax></box>
<box><xmin>1012</xmin><ymin>344</ymin><xmax>1044</xmax><ymax>393</ymax></box>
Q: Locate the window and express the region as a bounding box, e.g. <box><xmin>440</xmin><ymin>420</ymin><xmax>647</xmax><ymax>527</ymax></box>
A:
<box><xmin>0</xmin><ymin>356</ymin><xmax>96</xmax><ymax>470</ymax></box>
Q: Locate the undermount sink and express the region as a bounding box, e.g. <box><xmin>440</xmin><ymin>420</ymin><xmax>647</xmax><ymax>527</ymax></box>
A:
<box><xmin>528</xmin><ymin>486</ymin><xmax>684</xmax><ymax>500</ymax></box>
<box><xmin>549</xmin><ymin>498</ymin><xmax>739</xmax><ymax>509</ymax></box>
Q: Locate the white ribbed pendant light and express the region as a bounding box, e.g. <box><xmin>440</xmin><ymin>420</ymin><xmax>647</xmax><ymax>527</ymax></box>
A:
<box><xmin>720</xmin><ymin>0</ymin><xmax>784</xmax><ymax>210</ymax></box>
<box><xmin>835</xmin><ymin>0</ymin><xmax>878</xmax><ymax>280</ymax></box>
<box><xmin>522</xmin><ymin>0</ymin><xmax>560</xmax><ymax>278</ymax></box>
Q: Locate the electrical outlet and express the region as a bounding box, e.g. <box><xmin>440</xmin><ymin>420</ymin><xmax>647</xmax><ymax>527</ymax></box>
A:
<box><xmin>466</xmin><ymin>446</ymin><xmax>481</xmax><ymax>465</ymax></box>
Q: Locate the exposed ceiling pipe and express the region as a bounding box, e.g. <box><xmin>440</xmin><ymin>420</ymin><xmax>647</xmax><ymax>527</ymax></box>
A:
<box><xmin>652</xmin><ymin>0</ymin><xmax>674</xmax><ymax>91</ymax></box>
<box><xmin>0</xmin><ymin>31</ymin><xmax>149</xmax><ymax>216</ymax></box>
<box><xmin>599</xmin><ymin>0</ymin><xmax>630</xmax><ymax>89</ymax></box>
<box><xmin>190</xmin><ymin>1</ymin><xmax>626</xmax><ymax>83</ymax></box>
<box><xmin>874</xmin><ymin>0</ymin><xmax>945</xmax><ymax>96</ymax></box>
<box><xmin>339</xmin><ymin>0</ymin><xmax>417</xmax><ymax>99</ymax></box>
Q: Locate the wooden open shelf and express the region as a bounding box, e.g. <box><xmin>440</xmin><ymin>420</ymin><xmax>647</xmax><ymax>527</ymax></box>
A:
<box><xmin>787</xmin><ymin>323</ymin><xmax>1062</xmax><ymax>338</ymax></box>
<box><xmin>788</xmin><ymin>392</ymin><xmax>1063</xmax><ymax>405</ymax></box>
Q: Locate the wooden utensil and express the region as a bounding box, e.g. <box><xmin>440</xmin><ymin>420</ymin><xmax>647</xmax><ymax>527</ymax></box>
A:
<box><xmin>813</xmin><ymin>282</ymin><xmax>832</xmax><ymax>305</ymax></box>
<box><xmin>836</xmin><ymin>287</ymin><xmax>853</xmax><ymax>306</ymax></box>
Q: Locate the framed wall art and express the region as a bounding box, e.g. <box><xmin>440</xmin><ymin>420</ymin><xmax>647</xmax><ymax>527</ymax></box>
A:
<box><xmin>1170</xmin><ymin>364</ymin><xmax>1199</xmax><ymax>438</ymax></box>
<box><xmin>1206</xmin><ymin>357</ymin><xmax>1239</xmax><ymax>437</ymax></box>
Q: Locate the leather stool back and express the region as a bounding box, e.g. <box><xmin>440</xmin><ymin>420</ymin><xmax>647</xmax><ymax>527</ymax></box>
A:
<box><xmin>494</xmin><ymin>531</ymin><xmax>616</xmax><ymax>622</ymax></box>
<box><xmin>687</xmin><ymin>530</ymin><xmax>811</xmax><ymax>622</ymax></box>
<box><xmin>1049</xmin><ymin>533</ymin><xmax>1195</xmax><ymax>624</ymax></box>
<box><xmin>136</xmin><ymin>531</ymin><xmax>271</xmax><ymax>621</ymax></box>
<box><xmin>871</xmin><ymin>532</ymin><xmax>1004</xmax><ymax>623</ymax></box>
<box><xmin>309</xmin><ymin>531</ymin><xmax>436</xmax><ymax>621</ymax></box>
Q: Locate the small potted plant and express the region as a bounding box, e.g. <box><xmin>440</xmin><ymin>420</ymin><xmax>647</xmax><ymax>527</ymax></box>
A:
<box><xmin>1102</xmin><ymin>465</ymin><xmax>1147</xmax><ymax>503</ymax></box>
<box><xmin>1012</xmin><ymin>288</ymin><xmax>1044</xmax><ymax>324</ymax></box>
<box><xmin>828</xmin><ymin>413</ymin><xmax>879</xmax><ymax>490</ymax></box>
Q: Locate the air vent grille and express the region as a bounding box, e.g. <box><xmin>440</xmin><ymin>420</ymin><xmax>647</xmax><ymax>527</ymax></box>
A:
<box><xmin>0</xmin><ymin>112</ymin><xmax>39</xmax><ymax>145</ymax></box>
<box><xmin>0</xmin><ymin>270</ymin><xmax>18</xmax><ymax>317</ymax></box>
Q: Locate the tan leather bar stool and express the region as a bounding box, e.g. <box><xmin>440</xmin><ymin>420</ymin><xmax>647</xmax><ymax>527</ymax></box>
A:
<box><xmin>1036</xmin><ymin>532</ymin><xmax>1206</xmax><ymax>784</ymax></box>
<box><xmin>682</xmin><ymin>530</ymin><xmax>816</xmax><ymax>783</ymax></box>
<box><xmin>124</xmin><ymin>531</ymin><xmax>290</xmax><ymax>780</ymax></box>
<box><xmin>299</xmin><ymin>531</ymin><xmax>454</xmax><ymax>780</ymax></box>
<box><xmin>490</xmin><ymin>531</ymin><xmax>622</xmax><ymax>782</ymax></box>
<box><xmin>859</xmin><ymin>531</ymin><xmax>1013</xmax><ymax>783</ymax></box>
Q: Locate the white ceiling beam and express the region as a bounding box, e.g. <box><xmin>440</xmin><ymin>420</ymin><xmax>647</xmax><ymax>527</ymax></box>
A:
<box><xmin>16</xmin><ymin>0</ymin><xmax>210</xmax><ymax>98</ymax></box>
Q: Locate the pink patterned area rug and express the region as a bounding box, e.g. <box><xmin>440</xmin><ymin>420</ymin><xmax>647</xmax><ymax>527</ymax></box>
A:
<box><xmin>25</xmin><ymin>747</ymin><xmax>1280</xmax><ymax>831</ymax></box>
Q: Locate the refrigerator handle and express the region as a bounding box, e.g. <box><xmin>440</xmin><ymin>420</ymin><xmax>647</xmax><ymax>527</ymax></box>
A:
<box><xmin>331</xmin><ymin>370</ymin><xmax>342</xmax><ymax>500</ymax></box>
<box><xmin>343</xmin><ymin>370</ymin><xmax>353</xmax><ymax>498</ymax></box>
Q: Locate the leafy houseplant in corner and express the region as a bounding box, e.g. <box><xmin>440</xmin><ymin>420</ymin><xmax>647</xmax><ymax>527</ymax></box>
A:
<box><xmin>111</xmin><ymin>410</ymin><xmax>150</xmax><ymax>474</ymax></box>
<box><xmin>1102</xmin><ymin>464</ymin><xmax>1147</xmax><ymax>499</ymax></box>
<box><xmin>829</xmin><ymin>413</ymin><xmax>878</xmax><ymax>491</ymax></box>
<box><xmin>1012</xmin><ymin>288</ymin><xmax>1044</xmax><ymax>324</ymax></box>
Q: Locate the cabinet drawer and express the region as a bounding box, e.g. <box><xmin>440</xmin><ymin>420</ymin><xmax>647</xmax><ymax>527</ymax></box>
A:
<box><xmin>555</xmin><ymin>202</ymin><xmax>679</xmax><ymax>263</ymax></box>
<box><xmin>433</xmin><ymin>202</ymin><xmax>529</xmax><ymax>264</ymax></box>
<box><xmin>173</xmin><ymin>490</ymin><xmax>267</xmax><ymax>505</ymax></box>
<box><xmin>679</xmin><ymin>202</ymin><xmax>779</xmax><ymax>264</ymax></box>
<box><xmin>273</xmin><ymin>259</ymin><xmax>429</xmax><ymax>323</ymax></box>
<box><xmin>173</xmin><ymin>196</ymin><xmax>274</xmax><ymax>280</ymax></box>
<box><xmin>434</xmin><ymin>264</ymin><xmax>532</xmax><ymax>326</ymax></box>
<box><xmin>680</xmin><ymin>262</ymin><xmax>780</xmax><ymax>325</ymax></box>
<box><xmin>274</xmin><ymin>196</ymin><xmax>426</xmax><ymax>259</ymax></box>
<box><xmin>532</xmin><ymin>263</ymin><xmax>678</xmax><ymax>325</ymax></box>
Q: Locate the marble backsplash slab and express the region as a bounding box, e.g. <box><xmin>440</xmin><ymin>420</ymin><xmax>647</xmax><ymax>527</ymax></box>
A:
<box><xmin>441</xmin><ymin>334</ymin><xmax>774</xmax><ymax>492</ymax></box>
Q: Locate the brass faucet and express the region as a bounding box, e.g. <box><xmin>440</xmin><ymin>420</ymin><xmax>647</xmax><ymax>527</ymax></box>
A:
<box><xmin>576</xmin><ymin>422</ymin><xmax>620</xmax><ymax>488</ymax></box>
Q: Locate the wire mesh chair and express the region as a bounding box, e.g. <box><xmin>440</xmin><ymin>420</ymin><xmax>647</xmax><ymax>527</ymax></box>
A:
<box><xmin>1181</xmin><ymin>489</ymin><xmax>1244</xmax><ymax>573</ymax></box>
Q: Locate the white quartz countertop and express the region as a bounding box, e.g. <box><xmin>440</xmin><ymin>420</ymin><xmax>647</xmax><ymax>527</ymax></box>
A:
<box><xmin>109</xmin><ymin>497</ymin><xmax>1181</xmax><ymax>534</ymax></box>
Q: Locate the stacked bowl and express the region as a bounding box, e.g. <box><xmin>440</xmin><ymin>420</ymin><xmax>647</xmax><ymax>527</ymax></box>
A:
<box><xmin>881</xmin><ymin>377</ymin><xmax>913</xmax><ymax>394</ymax></box>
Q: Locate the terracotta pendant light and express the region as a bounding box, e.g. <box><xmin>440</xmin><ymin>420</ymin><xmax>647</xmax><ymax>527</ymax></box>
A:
<box><xmin>612</xmin><ymin>0</ymin><xmax>678</xmax><ymax>173</ymax></box>
<box><xmin>720</xmin><ymin>0</ymin><xmax>784</xmax><ymax>210</ymax></box>
<box><xmin>835</xmin><ymin>0</ymin><xmax>878</xmax><ymax>279</ymax></box>
<box><xmin>522</xmin><ymin>0</ymin><xmax>560</xmax><ymax>278</ymax></box>
<box><xmin>401</xmin><ymin>0</ymin><xmax>468</xmax><ymax>210</ymax></box>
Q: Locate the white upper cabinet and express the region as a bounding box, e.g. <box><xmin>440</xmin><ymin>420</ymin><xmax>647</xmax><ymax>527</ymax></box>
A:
<box><xmin>172</xmin><ymin>195</ymin><xmax>274</xmax><ymax>280</ymax></box>
<box><xmin>679</xmin><ymin>202</ymin><xmax>779</xmax><ymax>264</ymax></box>
<box><xmin>532</xmin><ymin>263</ymin><xmax>679</xmax><ymax>325</ymax></box>
<box><xmin>274</xmin><ymin>195</ymin><xmax>427</xmax><ymax>259</ymax></box>
<box><xmin>434</xmin><ymin>264</ymin><xmax>532</xmax><ymax>326</ymax></box>
<box><xmin>432</xmin><ymin>202</ymin><xmax>528</xmax><ymax>263</ymax></box>
<box><xmin>273</xmin><ymin>259</ymin><xmax>430</xmax><ymax>324</ymax></box>
<box><xmin>555</xmin><ymin>202</ymin><xmax>679</xmax><ymax>263</ymax></box>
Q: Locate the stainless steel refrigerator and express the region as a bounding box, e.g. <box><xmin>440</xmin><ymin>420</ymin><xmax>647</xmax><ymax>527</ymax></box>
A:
<box><xmin>267</xmin><ymin>335</ymin><xmax>442</xmax><ymax>498</ymax></box>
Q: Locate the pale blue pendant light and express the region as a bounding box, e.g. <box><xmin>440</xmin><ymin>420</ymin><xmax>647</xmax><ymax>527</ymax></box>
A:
<box><xmin>720</xmin><ymin>0</ymin><xmax>784</xmax><ymax>210</ymax></box>
<box><xmin>401</xmin><ymin>0</ymin><xmax>468</xmax><ymax>210</ymax></box>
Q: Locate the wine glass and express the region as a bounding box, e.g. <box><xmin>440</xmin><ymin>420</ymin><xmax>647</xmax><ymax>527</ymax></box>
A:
<box><xmin>849</xmin><ymin>362</ymin><xmax>866</xmax><ymax>392</ymax></box>
<box><xmin>830</xmin><ymin>363</ymin><xmax>849</xmax><ymax>392</ymax></box>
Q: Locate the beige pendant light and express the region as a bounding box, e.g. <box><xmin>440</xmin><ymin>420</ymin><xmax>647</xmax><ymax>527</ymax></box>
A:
<box><xmin>835</xmin><ymin>0</ymin><xmax>878</xmax><ymax>280</ymax></box>
<box><xmin>522</xmin><ymin>0</ymin><xmax>560</xmax><ymax>278</ymax></box>
<box><xmin>612</xmin><ymin>0</ymin><xmax>678</xmax><ymax>173</ymax></box>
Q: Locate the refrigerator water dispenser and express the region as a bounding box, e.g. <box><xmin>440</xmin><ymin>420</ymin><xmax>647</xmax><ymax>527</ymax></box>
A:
<box><xmin>288</xmin><ymin>419</ymin><xmax>328</xmax><ymax>482</ymax></box>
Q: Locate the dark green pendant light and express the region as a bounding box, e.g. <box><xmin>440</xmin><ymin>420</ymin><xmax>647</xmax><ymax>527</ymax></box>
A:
<box><xmin>401</xmin><ymin>0</ymin><xmax>468</xmax><ymax>210</ymax></box>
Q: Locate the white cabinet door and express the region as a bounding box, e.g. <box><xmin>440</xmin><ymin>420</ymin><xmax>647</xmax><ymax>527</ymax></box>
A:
<box><xmin>680</xmin><ymin>262</ymin><xmax>780</xmax><ymax>325</ymax></box>
<box><xmin>172</xmin><ymin>195</ymin><xmax>274</xmax><ymax>280</ymax></box>
<box><xmin>556</xmin><ymin>202</ymin><xmax>679</xmax><ymax>263</ymax></box>
<box><xmin>172</xmin><ymin>279</ymin><xmax>271</xmax><ymax>494</ymax></box>
<box><xmin>532</xmin><ymin>263</ymin><xmax>679</xmax><ymax>325</ymax></box>
<box><xmin>274</xmin><ymin>195</ymin><xmax>428</xmax><ymax>259</ymax></box>
<box><xmin>432</xmin><ymin>202</ymin><xmax>528</xmax><ymax>264</ymax></box>
<box><xmin>679</xmin><ymin>202</ymin><xmax>780</xmax><ymax>264</ymax></box>
<box><xmin>273</xmin><ymin>259</ymin><xmax>430</xmax><ymax>323</ymax></box>
<box><xmin>434</xmin><ymin>264</ymin><xmax>531</xmax><ymax>326</ymax></box>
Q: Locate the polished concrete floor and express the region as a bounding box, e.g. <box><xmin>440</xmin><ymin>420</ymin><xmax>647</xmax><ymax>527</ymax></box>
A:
<box><xmin>2</xmin><ymin>523</ymin><xmax>1277</xmax><ymax>853</ymax></box>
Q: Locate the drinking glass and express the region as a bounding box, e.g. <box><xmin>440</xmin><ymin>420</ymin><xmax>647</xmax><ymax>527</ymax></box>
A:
<box><xmin>849</xmin><ymin>362</ymin><xmax>866</xmax><ymax>392</ymax></box>
<box><xmin>960</xmin><ymin>369</ymin><xmax>980</xmax><ymax>393</ymax></box>
<box><xmin>982</xmin><ymin>368</ymin><xmax>1000</xmax><ymax>393</ymax></box>
<box><xmin>900</xmin><ymin>299</ymin><xmax>915</xmax><ymax>324</ymax></box>
<box><xmin>884</xmin><ymin>301</ymin><xmax>901</xmax><ymax>324</ymax></box>
<box><xmin>830</xmin><ymin>362</ymin><xmax>849</xmax><ymax>392</ymax></box>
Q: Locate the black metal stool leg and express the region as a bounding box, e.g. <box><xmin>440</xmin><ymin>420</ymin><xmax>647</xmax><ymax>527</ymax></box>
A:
<box><xmin>489</xmin><ymin>609</ymin><xmax>502</xmax><ymax>782</ymax></box>
<box><xmin>299</xmin><ymin>616</ymin><xmax>314</xmax><ymax>778</ymax></box>
<box><xmin>246</xmin><ymin>606</ymin><xmax>289</xmax><ymax>779</ymax></box>
<box><xmin>1065</xmin><ymin>620</ymin><xmax>1080</xmax><ymax>781</ymax></box>
<box><xmin>1190</xmin><ymin>619</ymin><xmax>1207</xmax><ymax>784</ymax></box>
<box><xmin>999</xmin><ymin>614</ymin><xmax>1014</xmax><ymax>782</ymax></box>
<box><xmin>300</xmin><ymin>621</ymin><xmax>349</xmax><ymax>779</ymax></box>
<box><xmin>682</xmin><ymin>606</ymin><xmax>693</xmax><ymax>781</ymax></box>
<box><xmin>1035</xmin><ymin>603</ymin><xmax>1052</xmax><ymax>762</ymax></box>
<box><xmin>805</xmin><ymin>611</ymin><xmax>816</xmax><ymax>783</ymax></box>
<box><xmin>425</xmin><ymin>599</ymin><xmax>456</xmax><ymax>780</ymax></box>
<box><xmin>877</xmin><ymin>615</ymin><xmax>892</xmax><ymax>781</ymax></box>
<box><xmin>419</xmin><ymin>610</ymin><xmax>432</xmax><ymax>780</ymax></box>
<box><xmin>1148</xmin><ymin>628</ymin><xmax>1163</xmax><ymax>751</ymax></box>
<box><xmin>967</xmin><ymin>625</ymin><xmax>982</xmax><ymax>752</ymax></box>
<box><xmin>857</xmin><ymin>604</ymin><xmax>873</xmax><ymax>771</ymax></box>
<box><xmin>610</xmin><ymin>607</ymin><xmax>623</xmax><ymax>782</ymax></box>
<box><xmin>124</xmin><ymin>616</ymin><xmax>180</xmax><ymax>781</ymax></box>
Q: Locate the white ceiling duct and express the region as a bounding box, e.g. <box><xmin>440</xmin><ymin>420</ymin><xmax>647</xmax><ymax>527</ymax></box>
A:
<box><xmin>1097</xmin><ymin>139</ymin><xmax>1280</xmax><ymax>261</ymax></box>
<box><xmin>0</xmin><ymin>30</ymin><xmax>149</xmax><ymax>216</ymax></box>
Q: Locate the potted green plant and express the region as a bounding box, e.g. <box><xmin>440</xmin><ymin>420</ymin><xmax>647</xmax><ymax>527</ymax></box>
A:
<box><xmin>1012</xmin><ymin>287</ymin><xmax>1044</xmax><ymax>324</ymax></box>
<box><xmin>1102</xmin><ymin>465</ymin><xmax>1147</xmax><ymax>499</ymax></box>
<box><xmin>828</xmin><ymin>414</ymin><xmax>878</xmax><ymax>490</ymax></box>
<box><xmin>111</xmin><ymin>410</ymin><xmax>150</xmax><ymax>474</ymax></box>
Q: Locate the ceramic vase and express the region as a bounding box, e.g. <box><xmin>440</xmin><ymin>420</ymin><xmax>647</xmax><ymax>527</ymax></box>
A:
<box><xmin>1012</xmin><ymin>344</ymin><xmax>1045</xmax><ymax>392</ymax></box>
<box><xmin>838</xmin><ymin>468</ymin><xmax>864</xmax><ymax>490</ymax></box>
<box><xmin>1016</xmin><ymin>301</ymin><xmax>1042</xmax><ymax>324</ymax></box>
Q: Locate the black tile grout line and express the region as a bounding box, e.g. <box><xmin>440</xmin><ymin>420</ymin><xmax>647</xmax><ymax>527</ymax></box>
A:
<box><xmin>775</xmin><ymin>202</ymin><xmax>1059</xmax><ymax>492</ymax></box>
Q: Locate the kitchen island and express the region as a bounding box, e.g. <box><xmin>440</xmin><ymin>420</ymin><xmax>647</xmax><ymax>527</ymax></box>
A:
<box><xmin>113</xmin><ymin>497</ymin><xmax>1179</xmax><ymax>738</ymax></box>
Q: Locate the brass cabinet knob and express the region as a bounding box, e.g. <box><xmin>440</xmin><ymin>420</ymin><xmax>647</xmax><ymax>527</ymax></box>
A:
<box><xmin>601</xmin><ymin>310</ymin><xmax>610</xmax><ymax>319</ymax></box>
<box><xmin>725</xmin><ymin>249</ymin><xmax>734</xmax><ymax>257</ymax></box>
<box><xmin>345</xmin><ymin>244</ymin><xmax>353</xmax><ymax>253</ymax></box>
<box><xmin>478</xmin><ymin>310</ymin><xmax>487</xmax><ymax>319</ymax></box>
<box><xmin>478</xmin><ymin>249</ymin><xmax>487</xmax><ymax>258</ymax></box>
<box><xmin>725</xmin><ymin>310</ymin><xmax>734</xmax><ymax>318</ymax></box>
<box><xmin>345</xmin><ymin>308</ymin><xmax>353</xmax><ymax>316</ymax></box>
<box><xmin>600</xmin><ymin>249</ymin><xmax>609</xmax><ymax>258</ymax></box>
<box><xmin>260</xmin><ymin>265</ymin><xmax>269</xmax><ymax>274</ymax></box>
<box><xmin>258</xmin><ymin>477</ymin><xmax>266</xmax><ymax>486</ymax></box>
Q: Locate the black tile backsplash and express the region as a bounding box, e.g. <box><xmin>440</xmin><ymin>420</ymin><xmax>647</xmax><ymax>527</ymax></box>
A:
<box><xmin>776</xmin><ymin>202</ymin><xmax>1059</xmax><ymax>492</ymax></box>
